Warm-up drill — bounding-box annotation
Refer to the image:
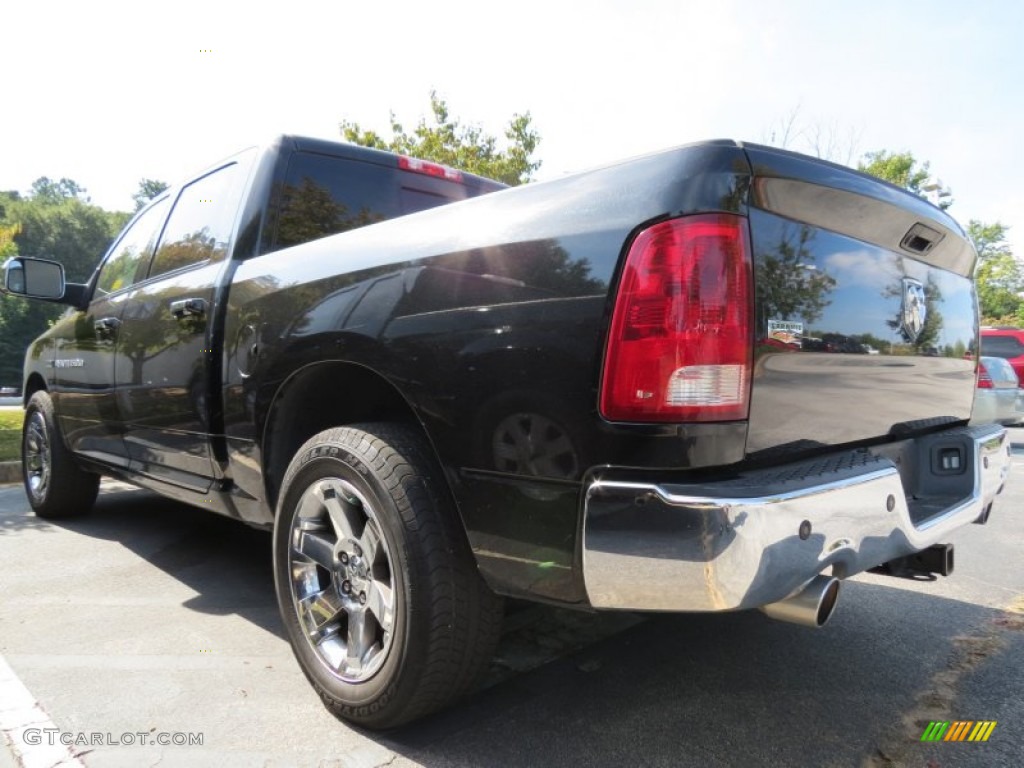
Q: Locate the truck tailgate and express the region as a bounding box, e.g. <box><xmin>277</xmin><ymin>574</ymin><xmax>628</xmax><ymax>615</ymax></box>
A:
<box><xmin>742</xmin><ymin>144</ymin><xmax>978</xmax><ymax>457</ymax></box>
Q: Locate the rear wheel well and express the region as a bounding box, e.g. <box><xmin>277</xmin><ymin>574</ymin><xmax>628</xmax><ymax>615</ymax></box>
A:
<box><xmin>262</xmin><ymin>362</ymin><xmax>434</xmax><ymax>511</ymax></box>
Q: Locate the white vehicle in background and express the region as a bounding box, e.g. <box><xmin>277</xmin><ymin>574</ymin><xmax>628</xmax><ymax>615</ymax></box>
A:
<box><xmin>971</xmin><ymin>356</ymin><xmax>1023</xmax><ymax>426</ymax></box>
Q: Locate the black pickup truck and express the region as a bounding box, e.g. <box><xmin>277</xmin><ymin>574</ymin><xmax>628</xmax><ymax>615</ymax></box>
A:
<box><xmin>4</xmin><ymin>136</ymin><xmax>1011</xmax><ymax>728</ymax></box>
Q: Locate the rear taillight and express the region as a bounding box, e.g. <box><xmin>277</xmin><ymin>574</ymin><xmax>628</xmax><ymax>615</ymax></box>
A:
<box><xmin>398</xmin><ymin>155</ymin><xmax>463</xmax><ymax>182</ymax></box>
<box><xmin>977</xmin><ymin>362</ymin><xmax>993</xmax><ymax>389</ymax></box>
<box><xmin>600</xmin><ymin>214</ymin><xmax>753</xmax><ymax>422</ymax></box>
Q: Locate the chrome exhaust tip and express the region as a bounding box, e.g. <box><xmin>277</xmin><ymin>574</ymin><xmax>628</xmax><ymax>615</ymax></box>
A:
<box><xmin>760</xmin><ymin>574</ymin><xmax>841</xmax><ymax>628</ymax></box>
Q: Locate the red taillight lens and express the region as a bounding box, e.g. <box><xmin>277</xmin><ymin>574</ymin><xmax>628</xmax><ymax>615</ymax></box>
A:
<box><xmin>600</xmin><ymin>214</ymin><xmax>753</xmax><ymax>422</ymax></box>
<box><xmin>398</xmin><ymin>155</ymin><xmax>463</xmax><ymax>182</ymax></box>
<box><xmin>977</xmin><ymin>362</ymin><xmax>993</xmax><ymax>389</ymax></box>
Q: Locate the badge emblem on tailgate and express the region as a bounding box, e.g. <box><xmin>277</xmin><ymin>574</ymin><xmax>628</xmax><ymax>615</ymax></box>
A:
<box><xmin>900</xmin><ymin>278</ymin><xmax>927</xmax><ymax>343</ymax></box>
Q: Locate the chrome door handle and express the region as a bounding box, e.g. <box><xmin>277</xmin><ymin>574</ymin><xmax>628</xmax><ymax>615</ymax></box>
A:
<box><xmin>170</xmin><ymin>298</ymin><xmax>207</xmax><ymax>319</ymax></box>
<box><xmin>94</xmin><ymin>317</ymin><xmax>120</xmax><ymax>338</ymax></box>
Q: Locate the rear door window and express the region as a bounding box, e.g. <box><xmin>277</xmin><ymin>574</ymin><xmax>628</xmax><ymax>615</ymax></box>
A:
<box><xmin>273</xmin><ymin>152</ymin><xmax>475</xmax><ymax>250</ymax></box>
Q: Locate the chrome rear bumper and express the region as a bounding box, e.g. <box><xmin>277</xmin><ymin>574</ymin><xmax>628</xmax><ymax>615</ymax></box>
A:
<box><xmin>581</xmin><ymin>424</ymin><xmax>1011</xmax><ymax>611</ymax></box>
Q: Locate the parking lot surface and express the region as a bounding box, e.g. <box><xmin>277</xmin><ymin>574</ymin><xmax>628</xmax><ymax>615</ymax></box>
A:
<box><xmin>1</xmin><ymin>431</ymin><xmax>1022</xmax><ymax>768</ymax></box>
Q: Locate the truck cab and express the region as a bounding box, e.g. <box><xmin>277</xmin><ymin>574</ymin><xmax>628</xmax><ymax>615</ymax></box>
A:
<box><xmin>14</xmin><ymin>137</ymin><xmax>503</xmax><ymax>508</ymax></box>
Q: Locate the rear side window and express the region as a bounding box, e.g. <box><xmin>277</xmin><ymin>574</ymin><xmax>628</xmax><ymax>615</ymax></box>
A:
<box><xmin>980</xmin><ymin>334</ymin><xmax>1024</xmax><ymax>359</ymax></box>
<box><xmin>149</xmin><ymin>163</ymin><xmax>246</xmax><ymax>279</ymax></box>
<box><xmin>273</xmin><ymin>152</ymin><xmax>473</xmax><ymax>250</ymax></box>
<box><xmin>95</xmin><ymin>198</ymin><xmax>170</xmax><ymax>297</ymax></box>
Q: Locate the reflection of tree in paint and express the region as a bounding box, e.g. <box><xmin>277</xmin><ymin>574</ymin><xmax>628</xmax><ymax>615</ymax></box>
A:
<box><xmin>151</xmin><ymin>230</ymin><xmax>219</xmax><ymax>277</ymax></box>
<box><xmin>755</xmin><ymin>225</ymin><xmax>837</xmax><ymax>327</ymax></box>
<box><xmin>117</xmin><ymin>285</ymin><xmax>205</xmax><ymax>386</ymax></box>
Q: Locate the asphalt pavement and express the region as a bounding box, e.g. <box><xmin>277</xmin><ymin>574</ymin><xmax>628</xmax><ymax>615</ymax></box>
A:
<box><xmin>1</xmin><ymin>432</ymin><xmax>1022</xmax><ymax>768</ymax></box>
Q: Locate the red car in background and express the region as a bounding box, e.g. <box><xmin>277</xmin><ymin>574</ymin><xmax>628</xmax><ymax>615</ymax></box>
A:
<box><xmin>979</xmin><ymin>327</ymin><xmax>1024</xmax><ymax>382</ymax></box>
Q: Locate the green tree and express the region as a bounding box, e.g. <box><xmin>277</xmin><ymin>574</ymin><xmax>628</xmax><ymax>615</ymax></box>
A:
<box><xmin>0</xmin><ymin>221</ymin><xmax>53</xmax><ymax>384</ymax></box>
<box><xmin>0</xmin><ymin>221</ymin><xmax>18</xmax><ymax>259</ymax></box>
<box><xmin>132</xmin><ymin>178</ymin><xmax>169</xmax><ymax>212</ymax></box>
<box><xmin>30</xmin><ymin>177</ymin><xmax>90</xmax><ymax>204</ymax></box>
<box><xmin>341</xmin><ymin>91</ymin><xmax>541</xmax><ymax>186</ymax></box>
<box><xmin>0</xmin><ymin>186</ymin><xmax>127</xmax><ymax>383</ymax></box>
<box><xmin>969</xmin><ymin>220</ymin><xmax>1012</xmax><ymax>261</ymax></box>
<box><xmin>969</xmin><ymin>220</ymin><xmax>1021</xmax><ymax>324</ymax></box>
<box><xmin>6</xmin><ymin>194</ymin><xmax>121</xmax><ymax>281</ymax></box>
<box><xmin>858</xmin><ymin>150</ymin><xmax>953</xmax><ymax>209</ymax></box>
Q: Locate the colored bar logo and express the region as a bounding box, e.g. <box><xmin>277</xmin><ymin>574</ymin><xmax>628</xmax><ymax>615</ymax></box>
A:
<box><xmin>920</xmin><ymin>721</ymin><xmax>997</xmax><ymax>742</ymax></box>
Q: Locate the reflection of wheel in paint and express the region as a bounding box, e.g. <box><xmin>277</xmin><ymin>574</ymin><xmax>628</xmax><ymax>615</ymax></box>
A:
<box><xmin>491</xmin><ymin>412</ymin><xmax>579</xmax><ymax>479</ymax></box>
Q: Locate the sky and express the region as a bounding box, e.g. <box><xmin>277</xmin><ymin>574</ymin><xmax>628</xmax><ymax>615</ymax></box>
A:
<box><xmin>3</xmin><ymin>0</ymin><xmax>1022</xmax><ymax>257</ymax></box>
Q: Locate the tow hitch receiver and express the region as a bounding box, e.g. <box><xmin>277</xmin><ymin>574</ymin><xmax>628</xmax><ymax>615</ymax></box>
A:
<box><xmin>872</xmin><ymin>543</ymin><xmax>955</xmax><ymax>579</ymax></box>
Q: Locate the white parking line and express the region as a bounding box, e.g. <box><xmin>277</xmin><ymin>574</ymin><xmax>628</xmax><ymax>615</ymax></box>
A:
<box><xmin>0</xmin><ymin>653</ymin><xmax>84</xmax><ymax>768</ymax></box>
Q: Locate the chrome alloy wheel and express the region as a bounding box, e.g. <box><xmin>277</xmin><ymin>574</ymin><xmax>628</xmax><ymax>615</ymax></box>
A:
<box><xmin>288</xmin><ymin>478</ymin><xmax>396</xmax><ymax>683</ymax></box>
<box><xmin>24</xmin><ymin>411</ymin><xmax>51</xmax><ymax>501</ymax></box>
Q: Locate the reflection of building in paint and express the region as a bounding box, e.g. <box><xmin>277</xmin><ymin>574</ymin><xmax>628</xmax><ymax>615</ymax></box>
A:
<box><xmin>767</xmin><ymin>319</ymin><xmax>803</xmax><ymax>347</ymax></box>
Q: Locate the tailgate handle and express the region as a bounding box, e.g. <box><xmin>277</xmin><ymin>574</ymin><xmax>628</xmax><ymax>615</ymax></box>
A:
<box><xmin>900</xmin><ymin>223</ymin><xmax>944</xmax><ymax>255</ymax></box>
<box><xmin>170</xmin><ymin>298</ymin><xmax>207</xmax><ymax>319</ymax></box>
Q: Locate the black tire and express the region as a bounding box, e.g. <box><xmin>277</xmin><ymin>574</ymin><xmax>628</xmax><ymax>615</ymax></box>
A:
<box><xmin>273</xmin><ymin>423</ymin><xmax>503</xmax><ymax>729</ymax></box>
<box><xmin>22</xmin><ymin>390</ymin><xmax>99</xmax><ymax>519</ymax></box>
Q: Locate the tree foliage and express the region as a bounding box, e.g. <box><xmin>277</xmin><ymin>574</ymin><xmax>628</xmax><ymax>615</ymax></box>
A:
<box><xmin>762</xmin><ymin>106</ymin><xmax>863</xmax><ymax>165</ymax></box>
<box><xmin>0</xmin><ymin>221</ymin><xmax>56</xmax><ymax>384</ymax></box>
<box><xmin>4</xmin><ymin>194</ymin><xmax>122</xmax><ymax>282</ymax></box>
<box><xmin>858</xmin><ymin>150</ymin><xmax>953</xmax><ymax>209</ymax></box>
<box><xmin>0</xmin><ymin>183</ymin><xmax>127</xmax><ymax>383</ymax></box>
<box><xmin>0</xmin><ymin>222</ymin><xmax>18</xmax><ymax>259</ymax></box>
<box><xmin>857</xmin><ymin>151</ymin><xmax>1021</xmax><ymax>325</ymax></box>
<box><xmin>341</xmin><ymin>91</ymin><xmax>541</xmax><ymax>186</ymax></box>
<box><xmin>133</xmin><ymin>178</ymin><xmax>170</xmax><ymax>212</ymax></box>
<box><xmin>755</xmin><ymin>225</ymin><xmax>837</xmax><ymax>327</ymax></box>
<box><xmin>968</xmin><ymin>220</ymin><xmax>1022</xmax><ymax>324</ymax></box>
<box><xmin>29</xmin><ymin>177</ymin><xmax>90</xmax><ymax>205</ymax></box>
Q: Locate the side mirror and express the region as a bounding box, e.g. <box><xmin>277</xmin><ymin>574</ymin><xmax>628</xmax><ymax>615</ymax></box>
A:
<box><xmin>3</xmin><ymin>257</ymin><xmax>66</xmax><ymax>300</ymax></box>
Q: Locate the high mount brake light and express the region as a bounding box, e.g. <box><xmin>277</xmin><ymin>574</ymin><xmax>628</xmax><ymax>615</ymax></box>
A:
<box><xmin>600</xmin><ymin>214</ymin><xmax>753</xmax><ymax>422</ymax></box>
<box><xmin>398</xmin><ymin>155</ymin><xmax>464</xmax><ymax>182</ymax></box>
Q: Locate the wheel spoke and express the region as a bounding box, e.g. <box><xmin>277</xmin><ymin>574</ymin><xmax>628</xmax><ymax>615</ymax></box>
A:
<box><xmin>519</xmin><ymin>416</ymin><xmax>539</xmax><ymax>443</ymax></box>
<box><xmin>544</xmin><ymin>433</ymin><xmax>573</xmax><ymax>457</ymax></box>
<box><xmin>345</xmin><ymin>608</ymin><xmax>375</xmax><ymax>673</ymax></box>
<box><xmin>295</xmin><ymin>530</ymin><xmax>336</xmax><ymax>569</ymax></box>
<box><xmin>322</xmin><ymin>488</ymin><xmax>361</xmax><ymax>542</ymax></box>
<box><xmin>364</xmin><ymin>581</ymin><xmax>394</xmax><ymax>633</ymax></box>
<box><xmin>358</xmin><ymin>519</ymin><xmax>385</xmax><ymax>564</ymax></box>
<box><xmin>295</xmin><ymin>488</ymin><xmax>326</xmax><ymax>527</ymax></box>
<box><xmin>298</xmin><ymin>587</ymin><xmax>345</xmax><ymax>633</ymax></box>
<box><xmin>493</xmin><ymin>441</ymin><xmax>520</xmax><ymax>463</ymax></box>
